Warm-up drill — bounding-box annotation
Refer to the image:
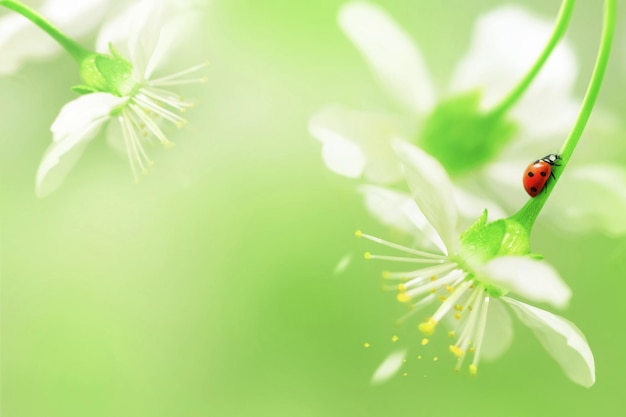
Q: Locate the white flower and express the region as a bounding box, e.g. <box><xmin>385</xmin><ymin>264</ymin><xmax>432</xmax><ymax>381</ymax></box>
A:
<box><xmin>310</xmin><ymin>2</ymin><xmax>626</xmax><ymax>236</ymax></box>
<box><xmin>0</xmin><ymin>0</ymin><xmax>111</xmax><ymax>74</ymax></box>
<box><xmin>35</xmin><ymin>0</ymin><xmax>207</xmax><ymax>197</ymax></box>
<box><xmin>361</xmin><ymin>141</ymin><xmax>594</xmax><ymax>387</ymax></box>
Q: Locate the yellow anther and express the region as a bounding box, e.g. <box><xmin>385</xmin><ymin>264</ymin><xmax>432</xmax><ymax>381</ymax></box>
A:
<box><xmin>397</xmin><ymin>292</ymin><xmax>411</xmax><ymax>303</ymax></box>
<box><xmin>364</xmin><ymin>342</ymin><xmax>370</xmax><ymax>348</ymax></box>
<box><xmin>454</xmin><ymin>313</ymin><xmax>462</xmax><ymax>320</ymax></box>
<box><xmin>454</xmin><ymin>305</ymin><xmax>464</xmax><ymax>311</ymax></box>
<box><xmin>448</xmin><ymin>331</ymin><xmax>455</xmax><ymax>338</ymax></box>
<box><xmin>446</xmin><ymin>285</ymin><xmax>454</xmax><ymax>293</ymax></box>
<box><xmin>355</xmin><ymin>230</ymin><xmax>363</xmax><ymax>238</ymax></box>
<box><xmin>391</xmin><ymin>335</ymin><xmax>399</xmax><ymax>343</ymax></box>
<box><xmin>421</xmin><ymin>338</ymin><xmax>429</xmax><ymax>346</ymax></box>
<box><xmin>449</xmin><ymin>345</ymin><xmax>465</xmax><ymax>358</ymax></box>
<box><xmin>430</xmin><ymin>288</ymin><xmax>437</xmax><ymax>294</ymax></box>
<box><xmin>364</xmin><ymin>252</ymin><xmax>372</xmax><ymax>260</ymax></box>
<box><xmin>438</xmin><ymin>295</ymin><xmax>447</xmax><ymax>302</ymax></box>
<box><xmin>382</xmin><ymin>271</ymin><xmax>391</xmax><ymax>279</ymax></box>
<box><xmin>430</xmin><ymin>276</ymin><xmax>437</xmax><ymax>281</ymax></box>
<box><xmin>418</xmin><ymin>319</ymin><xmax>437</xmax><ymax>336</ymax></box>
<box><xmin>397</xmin><ymin>283</ymin><xmax>407</xmax><ymax>292</ymax></box>
<box><xmin>469</xmin><ymin>347</ymin><xmax>475</xmax><ymax>353</ymax></box>
<box><xmin>469</xmin><ymin>365</ymin><xmax>478</xmax><ymax>376</ymax></box>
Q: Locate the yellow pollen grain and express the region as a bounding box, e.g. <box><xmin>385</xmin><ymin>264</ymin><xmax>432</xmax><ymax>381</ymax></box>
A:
<box><xmin>454</xmin><ymin>313</ymin><xmax>462</xmax><ymax>320</ymax></box>
<box><xmin>430</xmin><ymin>276</ymin><xmax>437</xmax><ymax>281</ymax></box>
<box><xmin>446</xmin><ymin>285</ymin><xmax>454</xmax><ymax>293</ymax></box>
<box><xmin>449</xmin><ymin>345</ymin><xmax>465</xmax><ymax>358</ymax></box>
<box><xmin>421</xmin><ymin>338</ymin><xmax>429</xmax><ymax>346</ymax></box>
<box><xmin>417</xmin><ymin>355</ymin><xmax>422</xmax><ymax>360</ymax></box>
<box><xmin>455</xmin><ymin>305</ymin><xmax>464</xmax><ymax>311</ymax></box>
<box><xmin>363</xmin><ymin>252</ymin><xmax>372</xmax><ymax>260</ymax></box>
<box><xmin>469</xmin><ymin>347</ymin><xmax>475</xmax><ymax>353</ymax></box>
<box><xmin>398</xmin><ymin>284</ymin><xmax>407</xmax><ymax>292</ymax></box>
<box><xmin>433</xmin><ymin>356</ymin><xmax>439</xmax><ymax>362</ymax></box>
<box><xmin>355</xmin><ymin>230</ymin><xmax>363</xmax><ymax>238</ymax></box>
<box><xmin>469</xmin><ymin>365</ymin><xmax>478</xmax><ymax>376</ymax></box>
<box><xmin>418</xmin><ymin>319</ymin><xmax>437</xmax><ymax>336</ymax></box>
<box><xmin>402</xmin><ymin>372</ymin><xmax>408</xmax><ymax>377</ymax></box>
<box><xmin>391</xmin><ymin>335</ymin><xmax>399</xmax><ymax>343</ymax></box>
<box><xmin>397</xmin><ymin>292</ymin><xmax>411</xmax><ymax>303</ymax></box>
<box><xmin>448</xmin><ymin>331</ymin><xmax>455</xmax><ymax>338</ymax></box>
<box><xmin>438</xmin><ymin>295</ymin><xmax>447</xmax><ymax>302</ymax></box>
<box><xmin>364</xmin><ymin>342</ymin><xmax>370</xmax><ymax>348</ymax></box>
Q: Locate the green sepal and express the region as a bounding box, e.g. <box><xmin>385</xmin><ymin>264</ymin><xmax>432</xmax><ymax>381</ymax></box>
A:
<box><xmin>417</xmin><ymin>91</ymin><xmax>517</xmax><ymax>177</ymax></box>
<box><xmin>458</xmin><ymin>209</ymin><xmax>531</xmax><ymax>268</ymax></box>
<box><xmin>71</xmin><ymin>85</ymin><xmax>98</xmax><ymax>95</ymax></box>
<box><xmin>77</xmin><ymin>44</ymin><xmax>136</xmax><ymax>97</ymax></box>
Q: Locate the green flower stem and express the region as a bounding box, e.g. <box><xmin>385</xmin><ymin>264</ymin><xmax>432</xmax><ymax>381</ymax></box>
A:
<box><xmin>0</xmin><ymin>0</ymin><xmax>90</xmax><ymax>63</ymax></box>
<box><xmin>487</xmin><ymin>0</ymin><xmax>575</xmax><ymax>119</ymax></box>
<box><xmin>514</xmin><ymin>0</ymin><xmax>616</xmax><ymax>230</ymax></box>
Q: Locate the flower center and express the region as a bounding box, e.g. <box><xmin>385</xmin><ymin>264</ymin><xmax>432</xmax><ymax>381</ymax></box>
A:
<box><xmin>416</xmin><ymin>91</ymin><xmax>517</xmax><ymax>177</ymax></box>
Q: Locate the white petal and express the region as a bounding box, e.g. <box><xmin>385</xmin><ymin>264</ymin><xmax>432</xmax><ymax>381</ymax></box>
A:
<box><xmin>450</xmin><ymin>5</ymin><xmax>577</xmax><ymax>116</ymax></box>
<box><xmin>36</xmin><ymin>93</ymin><xmax>126</xmax><ymax>197</ymax></box>
<box><xmin>479</xmin><ymin>256</ymin><xmax>571</xmax><ymax>309</ymax></box>
<box><xmin>51</xmin><ymin>93</ymin><xmax>126</xmax><ymax>143</ymax></box>
<box><xmin>480</xmin><ymin>298</ymin><xmax>513</xmax><ymax>361</ymax></box>
<box><xmin>42</xmin><ymin>0</ymin><xmax>109</xmax><ymax>37</ymax></box>
<box><xmin>451</xmin><ymin>182</ymin><xmax>508</xmax><ymax>222</ymax></box>
<box><xmin>549</xmin><ymin>165</ymin><xmax>626</xmax><ymax>237</ymax></box>
<box><xmin>503</xmin><ymin>297</ymin><xmax>595</xmax><ymax>388</ymax></box>
<box><xmin>358</xmin><ymin>185</ymin><xmax>445</xmax><ymax>253</ymax></box>
<box><xmin>338</xmin><ymin>2</ymin><xmax>435</xmax><ymax>115</ymax></box>
<box><xmin>370</xmin><ymin>348</ymin><xmax>407</xmax><ymax>385</ymax></box>
<box><xmin>309</xmin><ymin>105</ymin><xmax>408</xmax><ymax>183</ymax></box>
<box><xmin>392</xmin><ymin>140</ymin><xmax>459</xmax><ymax>255</ymax></box>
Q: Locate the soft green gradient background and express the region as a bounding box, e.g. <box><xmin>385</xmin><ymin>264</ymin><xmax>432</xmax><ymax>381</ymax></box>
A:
<box><xmin>2</xmin><ymin>0</ymin><xmax>626</xmax><ymax>416</ymax></box>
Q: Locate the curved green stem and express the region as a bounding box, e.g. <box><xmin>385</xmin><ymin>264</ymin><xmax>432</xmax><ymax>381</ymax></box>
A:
<box><xmin>514</xmin><ymin>0</ymin><xmax>616</xmax><ymax>230</ymax></box>
<box><xmin>0</xmin><ymin>0</ymin><xmax>90</xmax><ymax>63</ymax></box>
<box><xmin>487</xmin><ymin>0</ymin><xmax>575</xmax><ymax>119</ymax></box>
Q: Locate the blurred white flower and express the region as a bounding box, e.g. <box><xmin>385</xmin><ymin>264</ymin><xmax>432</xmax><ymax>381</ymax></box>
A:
<box><xmin>310</xmin><ymin>2</ymin><xmax>626</xmax><ymax>236</ymax></box>
<box><xmin>362</xmin><ymin>141</ymin><xmax>594</xmax><ymax>387</ymax></box>
<box><xmin>0</xmin><ymin>0</ymin><xmax>110</xmax><ymax>74</ymax></box>
<box><xmin>35</xmin><ymin>0</ymin><xmax>207</xmax><ymax>197</ymax></box>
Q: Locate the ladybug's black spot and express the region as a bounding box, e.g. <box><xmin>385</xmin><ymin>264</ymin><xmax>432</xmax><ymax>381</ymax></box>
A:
<box><xmin>527</xmin><ymin>172</ymin><xmax>534</xmax><ymax>177</ymax></box>
<box><xmin>540</xmin><ymin>171</ymin><xmax>547</xmax><ymax>177</ymax></box>
<box><xmin>530</xmin><ymin>187</ymin><xmax>538</xmax><ymax>192</ymax></box>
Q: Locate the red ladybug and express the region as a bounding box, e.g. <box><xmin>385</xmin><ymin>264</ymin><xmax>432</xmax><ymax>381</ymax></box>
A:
<box><xmin>523</xmin><ymin>154</ymin><xmax>561</xmax><ymax>197</ymax></box>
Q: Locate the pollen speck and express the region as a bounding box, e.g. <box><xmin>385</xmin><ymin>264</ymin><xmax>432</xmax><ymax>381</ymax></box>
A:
<box><xmin>364</xmin><ymin>342</ymin><xmax>370</xmax><ymax>348</ymax></box>
<box><xmin>421</xmin><ymin>338</ymin><xmax>429</xmax><ymax>346</ymax></box>
<box><xmin>355</xmin><ymin>230</ymin><xmax>363</xmax><ymax>238</ymax></box>
<box><xmin>391</xmin><ymin>335</ymin><xmax>399</xmax><ymax>342</ymax></box>
<box><xmin>433</xmin><ymin>356</ymin><xmax>438</xmax><ymax>362</ymax></box>
<box><xmin>448</xmin><ymin>331</ymin><xmax>455</xmax><ymax>338</ymax></box>
<box><xmin>364</xmin><ymin>252</ymin><xmax>372</xmax><ymax>260</ymax></box>
<box><xmin>469</xmin><ymin>365</ymin><xmax>478</xmax><ymax>376</ymax></box>
<box><xmin>397</xmin><ymin>292</ymin><xmax>411</xmax><ymax>303</ymax></box>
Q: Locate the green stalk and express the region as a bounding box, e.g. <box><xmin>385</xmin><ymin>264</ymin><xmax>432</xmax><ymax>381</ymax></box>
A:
<box><xmin>514</xmin><ymin>0</ymin><xmax>616</xmax><ymax>229</ymax></box>
<box><xmin>487</xmin><ymin>0</ymin><xmax>576</xmax><ymax>119</ymax></box>
<box><xmin>0</xmin><ymin>0</ymin><xmax>89</xmax><ymax>62</ymax></box>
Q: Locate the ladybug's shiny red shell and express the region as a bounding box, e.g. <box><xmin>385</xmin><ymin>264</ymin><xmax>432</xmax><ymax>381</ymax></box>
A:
<box><xmin>523</xmin><ymin>161</ymin><xmax>552</xmax><ymax>197</ymax></box>
<box><xmin>522</xmin><ymin>154</ymin><xmax>560</xmax><ymax>197</ymax></box>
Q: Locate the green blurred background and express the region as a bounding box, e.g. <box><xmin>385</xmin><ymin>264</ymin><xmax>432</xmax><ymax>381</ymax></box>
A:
<box><xmin>2</xmin><ymin>0</ymin><xmax>626</xmax><ymax>416</ymax></box>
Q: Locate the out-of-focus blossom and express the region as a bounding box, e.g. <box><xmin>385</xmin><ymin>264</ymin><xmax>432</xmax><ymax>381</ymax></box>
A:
<box><xmin>311</xmin><ymin>2</ymin><xmax>626</xmax><ymax>236</ymax></box>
